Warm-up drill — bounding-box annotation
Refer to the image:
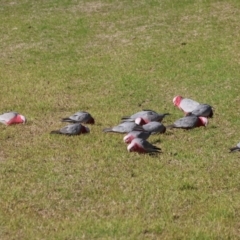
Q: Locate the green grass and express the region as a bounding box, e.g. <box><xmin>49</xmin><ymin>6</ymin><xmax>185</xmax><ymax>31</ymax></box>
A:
<box><xmin>1</xmin><ymin>0</ymin><xmax>240</xmax><ymax>239</ymax></box>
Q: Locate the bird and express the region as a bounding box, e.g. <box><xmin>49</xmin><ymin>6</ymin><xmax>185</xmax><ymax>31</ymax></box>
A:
<box><xmin>167</xmin><ymin>116</ymin><xmax>208</xmax><ymax>129</ymax></box>
<box><xmin>186</xmin><ymin>104</ymin><xmax>213</xmax><ymax>118</ymax></box>
<box><xmin>50</xmin><ymin>123</ymin><xmax>90</xmax><ymax>135</ymax></box>
<box><xmin>0</xmin><ymin>111</ymin><xmax>26</xmax><ymax>125</ymax></box>
<box><xmin>103</xmin><ymin>121</ymin><xmax>142</xmax><ymax>134</ymax></box>
<box><xmin>61</xmin><ymin>111</ymin><xmax>95</xmax><ymax>124</ymax></box>
<box><xmin>229</xmin><ymin>142</ymin><xmax>240</xmax><ymax>153</ymax></box>
<box><xmin>127</xmin><ymin>138</ymin><xmax>161</xmax><ymax>154</ymax></box>
<box><xmin>173</xmin><ymin>96</ymin><xmax>200</xmax><ymax>113</ymax></box>
<box><xmin>123</xmin><ymin>131</ymin><xmax>151</xmax><ymax>144</ymax></box>
<box><xmin>135</xmin><ymin>120</ymin><xmax>166</xmax><ymax>134</ymax></box>
<box><xmin>121</xmin><ymin>109</ymin><xmax>170</xmax><ymax>124</ymax></box>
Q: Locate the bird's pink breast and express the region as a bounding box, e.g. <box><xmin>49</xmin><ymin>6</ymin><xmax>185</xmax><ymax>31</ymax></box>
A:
<box><xmin>127</xmin><ymin>135</ymin><xmax>134</xmax><ymax>144</ymax></box>
<box><xmin>142</xmin><ymin>118</ymin><xmax>150</xmax><ymax>125</ymax></box>
<box><xmin>135</xmin><ymin>144</ymin><xmax>146</xmax><ymax>153</ymax></box>
<box><xmin>7</xmin><ymin>115</ymin><xmax>24</xmax><ymax>125</ymax></box>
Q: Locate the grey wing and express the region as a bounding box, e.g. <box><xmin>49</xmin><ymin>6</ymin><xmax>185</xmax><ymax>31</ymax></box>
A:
<box><xmin>146</xmin><ymin>112</ymin><xmax>170</xmax><ymax>122</ymax></box>
<box><xmin>191</xmin><ymin>104</ymin><xmax>212</xmax><ymax>117</ymax></box>
<box><xmin>111</xmin><ymin>125</ymin><xmax>126</xmax><ymax>133</ymax></box>
<box><xmin>180</xmin><ymin>99</ymin><xmax>200</xmax><ymax>112</ymax></box>
<box><xmin>0</xmin><ymin>112</ymin><xmax>17</xmax><ymax>121</ymax></box>
<box><xmin>133</xmin><ymin>111</ymin><xmax>159</xmax><ymax>121</ymax></box>
<box><xmin>143</xmin><ymin>122</ymin><xmax>160</xmax><ymax>132</ymax></box>
<box><xmin>104</xmin><ymin>122</ymin><xmax>137</xmax><ymax>133</ymax></box>
<box><xmin>174</xmin><ymin>116</ymin><xmax>197</xmax><ymax>128</ymax></box>
<box><xmin>71</xmin><ymin>112</ymin><xmax>89</xmax><ymax>121</ymax></box>
<box><xmin>130</xmin><ymin>111</ymin><xmax>150</xmax><ymax>119</ymax></box>
<box><xmin>145</xmin><ymin>111</ymin><xmax>158</xmax><ymax>121</ymax></box>
<box><xmin>152</xmin><ymin>123</ymin><xmax>166</xmax><ymax>134</ymax></box>
<box><xmin>122</xmin><ymin>122</ymin><xmax>138</xmax><ymax>132</ymax></box>
<box><xmin>60</xmin><ymin>123</ymin><xmax>81</xmax><ymax>135</ymax></box>
<box><xmin>130</xmin><ymin>131</ymin><xmax>151</xmax><ymax>139</ymax></box>
<box><xmin>142</xmin><ymin>139</ymin><xmax>161</xmax><ymax>153</ymax></box>
<box><xmin>142</xmin><ymin>109</ymin><xmax>158</xmax><ymax>113</ymax></box>
<box><xmin>137</xmin><ymin>131</ymin><xmax>151</xmax><ymax>140</ymax></box>
<box><xmin>111</xmin><ymin>122</ymin><xmax>134</xmax><ymax>133</ymax></box>
<box><xmin>122</xmin><ymin>110</ymin><xmax>152</xmax><ymax>121</ymax></box>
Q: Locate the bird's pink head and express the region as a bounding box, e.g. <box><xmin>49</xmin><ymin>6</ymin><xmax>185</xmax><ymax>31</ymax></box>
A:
<box><xmin>127</xmin><ymin>140</ymin><xmax>145</xmax><ymax>153</ymax></box>
<box><xmin>173</xmin><ymin>95</ymin><xmax>183</xmax><ymax>107</ymax></box>
<box><xmin>20</xmin><ymin>115</ymin><xmax>27</xmax><ymax>123</ymax></box>
<box><xmin>123</xmin><ymin>134</ymin><xmax>133</xmax><ymax>144</ymax></box>
<box><xmin>199</xmin><ymin>117</ymin><xmax>208</xmax><ymax>126</ymax></box>
<box><xmin>14</xmin><ymin>114</ymin><xmax>27</xmax><ymax>124</ymax></box>
<box><xmin>135</xmin><ymin>117</ymin><xmax>145</xmax><ymax>126</ymax></box>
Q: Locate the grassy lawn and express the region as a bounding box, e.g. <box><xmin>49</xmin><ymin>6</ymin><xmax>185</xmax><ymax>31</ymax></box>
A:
<box><xmin>1</xmin><ymin>0</ymin><xmax>240</xmax><ymax>239</ymax></box>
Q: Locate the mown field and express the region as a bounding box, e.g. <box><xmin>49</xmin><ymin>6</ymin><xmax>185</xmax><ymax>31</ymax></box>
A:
<box><xmin>1</xmin><ymin>0</ymin><xmax>240</xmax><ymax>239</ymax></box>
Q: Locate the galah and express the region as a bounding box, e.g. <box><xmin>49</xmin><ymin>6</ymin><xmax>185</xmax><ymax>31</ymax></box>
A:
<box><xmin>123</xmin><ymin>131</ymin><xmax>151</xmax><ymax>144</ymax></box>
<box><xmin>167</xmin><ymin>116</ymin><xmax>208</xmax><ymax>129</ymax></box>
<box><xmin>229</xmin><ymin>142</ymin><xmax>240</xmax><ymax>153</ymax></box>
<box><xmin>135</xmin><ymin>119</ymin><xmax>166</xmax><ymax>134</ymax></box>
<box><xmin>127</xmin><ymin>138</ymin><xmax>161</xmax><ymax>154</ymax></box>
<box><xmin>62</xmin><ymin>111</ymin><xmax>95</xmax><ymax>124</ymax></box>
<box><xmin>186</xmin><ymin>104</ymin><xmax>213</xmax><ymax>118</ymax></box>
<box><xmin>121</xmin><ymin>110</ymin><xmax>170</xmax><ymax>124</ymax></box>
<box><xmin>173</xmin><ymin>96</ymin><xmax>200</xmax><ymax>113</ymax></box>
<box><xmin>50</xmin><ymin>123</ymin><xmax>90</xmax><ymax>135</ymax></box>
<box><xmin>0</xmin><ymin>111</ymin><xmax>26</xmax><ymax>125</ymax></box>
<box><xmin>103</xmin><ymin>121</ymin><xmax>142</xmax><ymax>133</ymax></box>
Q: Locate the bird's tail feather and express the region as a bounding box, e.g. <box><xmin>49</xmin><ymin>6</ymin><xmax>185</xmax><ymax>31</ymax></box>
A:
<box><xmin>229</xmin><ymin>147</ymin><xmax>240</xmax><ymax>153</ymax></box>
<box><xmin>150</xmin><ymin>147</ymin><xmax>162</xmax><ymax>153</ymax></box>
<box><xmin>103</xmin><ymin>128</ymin><xmax>123</xmax><ymax>133</ymax></box>
<box><xmin>61</xmin><ymin>118</ymin><xmax>76</xmax><ymax>123</ymax></box>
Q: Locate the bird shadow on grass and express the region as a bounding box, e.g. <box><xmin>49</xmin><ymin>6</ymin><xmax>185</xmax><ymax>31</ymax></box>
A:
<box><xmin>95</xmin><ymin>123</ymin><xmax>103</xmax><ymax>126</ymax></box>
<box><xmin>165</xmin><ymin>131</ymin><xmax>174</xmax><ymax>135</ymax></box>
<box><xmin>148</xmin><ymin>152</ymin><xmax>162</xmax><ymax>157</ymax></box>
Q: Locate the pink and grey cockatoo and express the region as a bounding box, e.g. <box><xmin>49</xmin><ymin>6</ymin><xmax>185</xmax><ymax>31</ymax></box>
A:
<box><xmin>127</xmin><ymin>138</ymin><xmax>161</xmax><ymax>154</ymax></box>
<box><xmin>62</xmin><ymin>111</ymin><xmax>95</xmax><ymax>124</ymax></box>
<box><xmin>186</xmin><ymin>104</ymin><xmax>213</xmax><ymax>118</ymax></box>
<box><xmin>229</xmin><ymin>142</ymin><xmax>240</xmax><ymax>153</ymax></box>
<box><xmin>103</xmin><ymin>121</ymin><xmax>142</xmax><ymax>134</ymax></box>
<box><xmin>0</xmin><ymin>111</ymin><xmax>26</xmax><ymax>125</ymax></box>
<box><xmin>50</xmin><ymin>123</ymin><xmax>89</xmax><ymax>135</ymax></box>
<box><xmin>135</xmin><ymin>119</ymin><xmax>166</xmax><ymax>134</ymax></box>
<box><xmin>123</xmin><ymin>131</ymin><xmax>151</xmax><ymax>144</ymax></box>
<box><xmin>121</xmin><ymin>109</ymin><xmax>170</xmax><ymax>124</ymax></box>
<box><xmin>173</xmin><ymin>96</ymin><xmax>200</xmax><ymax>113</ymax></box>
<box><xmin>167</xmin><ymin>116</ymin><xmax>208</xmax><ymax>129</ymax></box>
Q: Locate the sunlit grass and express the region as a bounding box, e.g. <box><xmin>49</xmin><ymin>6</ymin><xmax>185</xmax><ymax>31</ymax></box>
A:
<box><xmin>1</xmin><ymin>0</ymin><xmax>240</xmax><ymax>239</ymax></box>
